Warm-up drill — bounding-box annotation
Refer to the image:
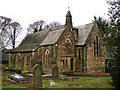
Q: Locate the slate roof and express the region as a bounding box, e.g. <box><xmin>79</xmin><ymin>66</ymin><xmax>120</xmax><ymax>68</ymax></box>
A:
<box><xmin>9</xmin><ymin>23</ymin><xmax>95</xmax><ymax>52</ymax></box>
<box><xmin>75</xmin><ymin>23</ymin><xmax>94</xmax><ymax>45</ymax></box>
<box><xmin>8</xmin><ymin>44</ymin><xmax>40</xmax><ymax>52</ymax></box>
<box><xmin>20</xmin><ymin>29</ymin><xmax>49</xmax><ymax>46</ymax></box>
<box><xmin>9</xmin><ymin>26</ymin><xmax>64</xmax><ymax>52</ymax></box>
<box><xmin>41</xmin><ymin>28</ymin><xmax>64</xmax><ymax>45</ymax></box>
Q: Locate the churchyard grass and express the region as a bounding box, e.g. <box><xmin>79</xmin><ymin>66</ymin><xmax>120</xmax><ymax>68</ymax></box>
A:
<box><xmin>42</xmin><ymin>77</ymin><xmax>114</xmax><ymax>88</ymax></box>
<box><xmin>2</xmin><ymin>71</ymin><xmax>114</xmax><ymax>89</ymax></box>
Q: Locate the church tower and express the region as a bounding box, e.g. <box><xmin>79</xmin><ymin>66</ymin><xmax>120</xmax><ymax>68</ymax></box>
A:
<box><xmin>65</xmin><ymin>10</ymin><xmax>73</xmax><ymax>27</ymax></box>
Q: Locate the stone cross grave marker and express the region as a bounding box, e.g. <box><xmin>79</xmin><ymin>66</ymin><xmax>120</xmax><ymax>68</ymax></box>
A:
<box><xmin>33</xmin><ymin>64</ymin><xmax>42</xmax><ymax>88</ymax></box>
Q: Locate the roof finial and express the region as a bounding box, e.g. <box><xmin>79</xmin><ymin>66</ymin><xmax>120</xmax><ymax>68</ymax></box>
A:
<box><xmin>67</xmin><ymin>0</ymin><xmax>70</xmax><ymax>11</ymax></box>
<box><xmin>68</xmin><ymin>6</ymin><xmax>70</xmax><ymax>11</ymax></box>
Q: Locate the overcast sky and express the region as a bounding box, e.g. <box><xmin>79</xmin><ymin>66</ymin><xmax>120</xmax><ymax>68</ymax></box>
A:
<box><xmin>0</xmin><ymin>0</ymin><xmax>109</xmax><ymax>46</ymax></box>
<box><xmin>0</xmin><ymin>0</ymin><xmax>109</xmax><ymax>28</ymax></box>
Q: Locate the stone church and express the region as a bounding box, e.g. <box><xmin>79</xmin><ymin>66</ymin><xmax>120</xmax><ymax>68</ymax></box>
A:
<box><xmin>7</xmin><ymin>11</ymin><xmax>106</xmax><ymax>73</ymax></box>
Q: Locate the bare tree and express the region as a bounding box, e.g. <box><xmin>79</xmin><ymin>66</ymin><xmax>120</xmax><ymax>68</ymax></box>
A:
<box><xmin>8</xmin><ymin>22</ymin><xmax>22</xmax><ymax>48</ymax></box>
<box><xmin>0</xmin><ymin>16</ymin><xmax>22</xmax><ymax>49</ymax></box>
<box><xmin>27</xmin><ymin>20</ymin><xmax>45</xmax><ymax>33</ymax></box>
<box><xmin>0</xmin><ymin>16</ymin><xmax>11</xmax><ymax>32</ymax></box>
<box><xmin>45</xmin><ymin>21</ymin><xmax>61</xmax><ymax>29</ymax></box>
<box><xmin>0</xmin><ymin>16</ymin><xmax>12</xmax><ymax>49</ymax></box>
<box><xmin>0</xmin><ymin>30</ymin><xmax>11</xmax><ymax>49</ymax></box>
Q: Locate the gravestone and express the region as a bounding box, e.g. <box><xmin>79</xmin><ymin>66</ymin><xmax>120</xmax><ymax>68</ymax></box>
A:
<box><xmin>33</xmin><ymin>64</ymin><xmax>42</xmax><ymax>88</ymax></box>
<box><xmin>52</xmin><ymin>64</ymin><xmax>59</xmax><ymax>79</ymax></box>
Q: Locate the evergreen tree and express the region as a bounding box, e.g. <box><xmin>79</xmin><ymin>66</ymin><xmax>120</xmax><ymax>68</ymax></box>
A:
<box><xmin>93</xmin><ymin>16</ymin><xmax>110</xmax><ymax>46</ymax></box>
<box><xmin>107</xmin><ymin>0</ymin><xmax>120</xmax><ymax>88</ymax></box>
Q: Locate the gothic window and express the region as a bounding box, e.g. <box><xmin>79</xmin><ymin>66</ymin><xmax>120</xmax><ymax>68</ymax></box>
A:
<box><xmin>62</xmin><ymin>58</ymin><xmax>68</xmax><ymax>66</ymax></box>
<box><xmin>64</xmin><ymin>38</ymin><xmax>72</xmax><ymax>53</ymax></box>
<box><xmin>45</xmin><ymin>49</ymin><xmax>50</xmax><ymax>67</ymax></box>
<box><xmin>98</xmin><ymin>37</ymin><xmax>101</xmax><ymax>56</ymax></box>
<box><xmin>63</xmin><ymin>59</ymin><xmax>65</xmax><ymax>65</ymax></box>
<box><xmin>96</xmin><ymin>37</ymin><xmax>99</xmax><ymax>56</ymax></box>
<box><xmin>66</xmin><ymin>59</ymin><xmax>68</xmax><ymax>65</ymax></box>
<box><xmin>62</xmin><ymin>58</ymin><xmax>70</xmax><ymax>70</ymax></box>
<box><xmin>94</xmin><ymin>40</ymin><xmax>96</xmax><ymax>54</ymax></box>
<box><xmin>94</xmin><ymin>40</ymin><xmax>96</xmax><ymax>61</ymax></box>
<box><xmin>94</xmin><ymin>36</ymin><xmax>101</xmax><ymax>61</ymax></box>
<box><xmin>96</xmin><ymin>37</ymin><xmax>101</xmax><ymax>56</ymax></box>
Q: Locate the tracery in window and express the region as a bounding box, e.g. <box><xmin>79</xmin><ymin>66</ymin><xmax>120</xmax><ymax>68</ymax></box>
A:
<box><xmin>64</xmin><ymin>38</ymin><xmax>72</xmax><ymax>53</ymax></box>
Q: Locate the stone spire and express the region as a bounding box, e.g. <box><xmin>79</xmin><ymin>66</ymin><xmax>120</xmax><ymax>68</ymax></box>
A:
<box><xmin>65</xmin><ymin>10</ymin><xmax>73</xmax><ymax>27</ymax></box>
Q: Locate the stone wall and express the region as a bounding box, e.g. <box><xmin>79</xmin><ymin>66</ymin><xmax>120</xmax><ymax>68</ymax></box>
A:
<box><xmin>75</xmin><ymin>46</ymin><xmax>87</xmax><ymax>73</ymax></box>
<box><xmin>85</xmin><ymin>24</ymin><xmax>106</xmax><ymax>73</ymax></box>
<box><xmin>75</xmin><ymin>47</ymin><xmax>82</xmax><ymax>72</ymax></box>
<box><xmin>8</xmin><ymin>52</ymin><xmax>35</xmax><ymax>71</ymax></box>
<box><xmin>86</xmin><ymin>43</ymin><xmax>106</xmax><ymax>73</ymax></box>
<box><xmin>75</xmin><ymin>24</ymin><xmax>106</xmax><ymax>73</ymax></box>
<box><xmin>39</xmin><ymin>45</ymin><xmax>53</xmax><ymax>73</ymax></box>
<box><xmin>56</xmin><ymin>26</ymin><xmax>75</xmax><ymax>72</ymax></box>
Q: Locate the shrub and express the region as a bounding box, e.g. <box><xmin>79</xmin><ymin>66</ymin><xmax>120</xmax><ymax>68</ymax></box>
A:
<box><xmin>4</xmin><ymin>66</ymin><xmax>21</xmax><ymax>73</ymax></box>
<box><xmin>63</xmin><ymin>70</ymin><xmax>74</xmax><ymax>76</ymax></box>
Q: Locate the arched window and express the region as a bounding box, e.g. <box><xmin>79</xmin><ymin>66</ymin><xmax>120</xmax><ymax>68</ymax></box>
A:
<box><xmin>94</xmin><ymin>36</ymin><xmax>101</xmax><ymax>61</ymax></box>
<box><xmin>64</xmin><ymin>38</ymin><xmax>72</xmax><ymax>53</ymax></box>
<box><xmin>45</xmin><ymin>49</ymin><xmax>50</xmax><ymax>67</ymax></box>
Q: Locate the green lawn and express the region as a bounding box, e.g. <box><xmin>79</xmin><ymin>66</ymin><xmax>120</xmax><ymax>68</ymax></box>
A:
<box><xmin>2</xmin><ymin>71</ymin><xmax>114</xmax><ymax>89</ymax></box>
<box><xmin>42</xmin><ymin>77</ymin><xmax>114</xmax><ymax>88</ymax></box>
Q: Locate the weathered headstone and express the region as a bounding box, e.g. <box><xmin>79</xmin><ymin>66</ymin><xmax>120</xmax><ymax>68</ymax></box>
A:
<box><xmin>52</xmin><ymin>64</ymin><xmax>59</xmax><ymax>79</ymax></box>
<box><xmin>33</xmin><ymin>64</ymin><xmax>42</xmax><ymax>88</ymax></box>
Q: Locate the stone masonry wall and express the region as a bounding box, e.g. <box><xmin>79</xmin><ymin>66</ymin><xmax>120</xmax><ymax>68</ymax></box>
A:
<box><xmin>56</xmin><ymin>26</ymin><xmax>75</xmax><ymax>72</ymax></box>
<box><xmin>86</xmin><ymin>24</ymin><xmax>106</xmax><ymax>73</ymax></box>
